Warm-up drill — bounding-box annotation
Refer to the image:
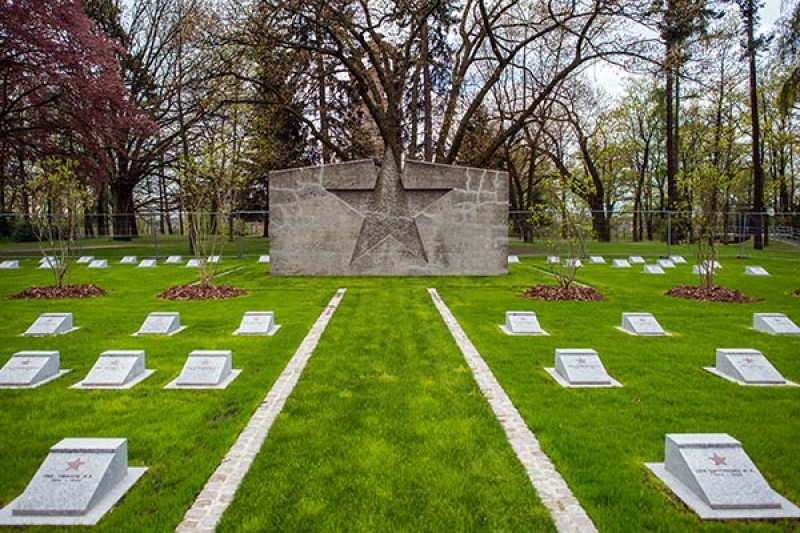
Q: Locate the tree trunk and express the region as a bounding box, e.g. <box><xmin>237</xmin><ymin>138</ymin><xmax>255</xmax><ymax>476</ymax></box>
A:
<box><xmin>111</xmin><ymin>181</ymin><xmax>136</xmax><ymax>241</ymax></box>
<box><xmin>744</xmin><ymin>0</ymin><xmax>764</xmax><ymax>249</ymax></box>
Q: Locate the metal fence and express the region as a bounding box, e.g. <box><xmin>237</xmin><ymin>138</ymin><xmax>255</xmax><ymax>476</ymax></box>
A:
<box><xmin>2</xmin><ymin>209</ymin><xmax>798</xmax><ymax>258</ymax></box>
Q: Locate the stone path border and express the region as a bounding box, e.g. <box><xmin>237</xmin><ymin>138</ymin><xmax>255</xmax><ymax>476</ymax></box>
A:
<box><xmin>428</xmin><ymin>288</ymin><xmax>597</xmax><ymax>533</ymax></box>
<box><xmin>175</xmin><ymin>288</ymin><xmax>347</xmax><ymax>533</ymax></box>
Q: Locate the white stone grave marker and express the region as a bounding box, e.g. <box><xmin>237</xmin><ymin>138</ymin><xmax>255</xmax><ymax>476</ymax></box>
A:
<box><xmin>165</xmin><ymin>255</ymin><xmax>182</xmax><ymax>264</ymax></box>
<box><xmin>657</xmin><ymin>259</ymin><xmax>676</xmax><ymax>268</ymax></box>
<box><xmin>0</xmin><ymin>438</ymin><xmax>147</xmax><ymax>525</ymax></box>
<box><xmin>165</xmin><ymin>350</ymin><xmax>241</xmax><ymax>389</ymax></box>
<box><xmin>588</xmin><ymin>256</ymin><xmax>605</xmax><ymax>264</ymax></box>
<box><xmin>23</xmin><ymin>313</ymin><xmax>77</xmax><ymax>336</ymax></box>
<box><xmin>39</xmin><ymin>257</ymin><xmax>60</xmax><ymax>269</ymax></box>
<box><xmin>545</xmin><ymin>349</ymin><xmax>621</xmax><ymax>388</ymax></box>
<box><xmin>628</xmin><ymin>256</ymin><xmax>645</xmax><ymax>264</ymax></box>
<box><xmin>745</xmin><ymin>266</ymin><xmax>769</xmax><ymax>276</ymax></box>
<box><xmin>500</xmin><ymin>311</ymin><xmax>548</xmax><ymax>336</ymax></box>
<box><xmin>645</xmin><ymin>433</ymin><xmax>800</xmax><ymax>519</ymax></box>
<box><xmin>87</xmin><ymin>259</ymin><xmax>108</xmax><ymax>269</ymax></box>
<box><xmin>119</xmin><ymin>256</ymin><xmax>137</xmax><ymax>265</ymax></box>
<box><xmin>612</xmin><ymin>259</ymin><xmax>631</xmax><ymax>268</ymax></box>
<box><xmin>73</xmin><ymin>351</ymin><xmax>154</xmax><ymax>389</ymax></box>
<box><xmin>752</xmin><ymin>313</ymin><xmax>800</xmax><ymax>336</ymax></box>
<box><xmin>0</xmin><ymin>351</ymin><xmax>68</xmax><ymax>388</ymax></box>
<box><xmin>546</xmin><ymin>255</ymin><xmax>560</xmax><ymax>265</ymax></box>
<box><xmin>133</xmin><ymin>312</ymin><xmax>185</xmax><ymax>336</ymax></box>
<box><xmin>76</xmin><ymin>256</ymin><xmax>94</xmax><ymax>264</ymax></box>
<box><xmin>257</xmin><ymin>255</ymin><xmax>270</xmax><ymax>264</ymax></box>
<box><xmin>137</xmin><ymin>259</ymin><xmax>157</xmax><ymax>268</ymax></box>
<box><xmin>233</xmin><ymin>312</ymin><xmax>281</xmax><ymax>336</ymax></box>
<box><xmin>564</xmin><ymin>258</ymin><xmax>582</xmax><ymax>268</ymax></box>
<box><xmin>704</xmin><ymin>348</ymin><xmax>795</xmax><ymax>386</ymax></box>
<box><xmin>693</xmin><ymin>264</ymin><xmax>712</xmax><ymax>275</ymax></box>
<box><xmin>643</xmin><ymin>264</ymin><xmax>665</xmax><ymax>275</ymax></box>
<box><xmin>507</xmin><ymin>255</ymin><xmax>520</xmax><ymax>264</ymax></box>
<box><xmin>0</xmin><ymin>260</ymin><xmax>19</xmax><ymax>269</ymax></box>
<box><xmin>619</xmin><ymin>312</ymin><xmax>666</xmax><ymax>336</ymax></box>
<box><xmin>670</xmin><ymin>255</ymin><xmax>687</xmax><ymax>264</ymax></box>
<box><xmin>185</xmin><ymin>259</ymin><xmax>200</xmax><ymax>268</ymax></box>
<box><xmin>207</xmin><ymin>255</ymin><xmax>221</xmax><ymax>263</ymax></box>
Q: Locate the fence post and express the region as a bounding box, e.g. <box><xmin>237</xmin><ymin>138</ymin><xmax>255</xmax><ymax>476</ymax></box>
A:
<box><xmin>666</xmin><ymin>211</ymin><xmax>671</xmax><ymax>257</ymax></box>
<box><xmin>151</xmin><ymin>212</ymin><xmax>159</xmax><ymax>258</ymax></box>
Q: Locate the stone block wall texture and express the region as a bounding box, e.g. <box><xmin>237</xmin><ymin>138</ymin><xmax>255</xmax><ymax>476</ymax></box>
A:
<box><xmin>269</xmin><ymin>158</ymin><xmax>508</xmax><ymax>276</ymax></box>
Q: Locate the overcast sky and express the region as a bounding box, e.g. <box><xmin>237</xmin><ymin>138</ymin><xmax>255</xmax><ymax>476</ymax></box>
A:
<box><xmin>592</xmin><ymin>0</ymin><xmax>787</xmax><ymax>96</ymax></box>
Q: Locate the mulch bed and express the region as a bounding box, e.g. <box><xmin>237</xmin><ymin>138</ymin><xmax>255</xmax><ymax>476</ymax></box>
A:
<box><xmin>794</xmin><ymin>288</ymin><xmax>800</xmax><ymax>297</ymax></box>
<box><xmin>665</xmin><ymin>285</ymin><xmax>759</xmax><ymax>303</ymax></box>
<box><xmin>522</xmin><ymin>285</ymin><xmax>604</xmax><ymax>301</ymax></box>
<box><xmin>158</xmin><ymin>284</ymin><xmax>246</xmax><ymax>301</ymax></box>
<box><xmin>11</xmin><ymin>284</ymin><xmax>106</xmax><ymax>299</ymax></box>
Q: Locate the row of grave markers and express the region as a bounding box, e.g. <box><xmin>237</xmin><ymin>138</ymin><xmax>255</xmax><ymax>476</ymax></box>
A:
<box><xmin>0</xmin><ymin>255</ymin><xmax>271</xmax><ymax>270</ymax></box>
<box><xmin>502</xmin><ymin>311</ymin><xmax>800</xmax><ymax>337</ymax></box>
<box><xmin>542</xmin><ymin>255</ymin><xmax>773</xmax><ymax>276</ymax></box>
<box><xmin>0</xmin><ymin>349</ymin><xmax>242</xmax><ymax>390</ymax></box>
<box><xmin>2</xmin><ymin>429</ymin><xmax>797</xmax><ymax>526</ymax></box>
<box><xmin>20</xmin><ymin>311</ymin><xmax>280</xmax><ymax>337</ymax></box>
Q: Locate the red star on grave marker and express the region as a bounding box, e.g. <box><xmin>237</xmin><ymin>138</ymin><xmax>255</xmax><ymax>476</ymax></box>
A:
<box><xmin>744</xmin><ymin>357</ymin><xmax>754</xmax><ymax>364</ymax></box>
<box><xmin>709</xmin><ymin>453</ymin><xmax>727</xmax><ymax>466</ymax></box>
<box><xmin>576</xmin><ymin>357</ymin><xmax>586</xmax><ymax>364</ymax></box>
<box><xmin>66</xmin><ymin>457</ymin><xmax>85</xmax><ymax>471</ymax></box>
<box><xmin>19</xmin><ymin>359</ymin><xmax>31</xmax><ymax>366</ymax></box>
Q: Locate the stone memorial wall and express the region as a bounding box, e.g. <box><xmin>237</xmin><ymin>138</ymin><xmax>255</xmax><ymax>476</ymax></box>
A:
<box><xmin>269</xmin><ymin>155</ymin><xmax>508</xmax><ymax>276</ymax></box>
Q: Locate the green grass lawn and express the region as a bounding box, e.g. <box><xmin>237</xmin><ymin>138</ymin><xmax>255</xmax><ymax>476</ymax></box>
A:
<box><xmin>0</xmin><ymin>247</ymin><xmax>798</xmax><ymax>532</ymax></box>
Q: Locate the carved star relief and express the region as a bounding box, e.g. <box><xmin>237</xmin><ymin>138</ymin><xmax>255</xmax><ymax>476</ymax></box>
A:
<box><xmin>66</xmin><ymin>458</ymin><xmax>86</xmax><ymax>471</ymax></box>
<box><xmin>709</xmin><ymin>453</ymin><xmax>727</xmax><ymax>466</ymax></box>
<box><xmin>329</xmin><ymin>157</ymin><xmax>451</xmax><ymax>266</ymax></box>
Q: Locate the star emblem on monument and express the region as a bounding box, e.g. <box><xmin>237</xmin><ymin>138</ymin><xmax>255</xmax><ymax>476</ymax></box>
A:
<box><xmin>329</xmin><ymin>156</ymin><xmax>452</xmax><ymax>266</ymax></box>
<box><xmin>66</xmin><ymin>457</ymin><xmax>86</xmax><ymax>471</ymax></box>
<box><xmin>576</xmin><ymin>357</ymin><xmax>586</xmax><ymax>364</ymax></box>
<box><xmin>744</xmin><ymin>357</ymin><xmax>754</xmax><ymax>364</ymax></box>
<box><xmin>709</xmin><ymin>453</ymin><xmax>727</xmax><ymax>466</ymax></box>
<box><xmin>19</xmin><ymin>359</ymin><xmax>31</xmax><ymax>366</ymax></box>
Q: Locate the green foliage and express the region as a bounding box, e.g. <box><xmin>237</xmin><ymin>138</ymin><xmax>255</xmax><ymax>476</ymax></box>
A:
<box><xmin>26</xmin><ymin>158</ymin><xmax>88</xmax><ymax>287</ymax></box>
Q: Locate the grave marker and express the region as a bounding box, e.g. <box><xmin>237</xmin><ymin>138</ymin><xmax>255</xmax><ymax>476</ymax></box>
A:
<box><xmin>165</xmin><ymin>350</ymin><xmax>241</xmax><ymax>389</ymax></box>
<box><xmin>619</xmin><ymin>312</ymin><xmax>666</xmax><ymax>336</ymax></box>
<box><xmin>646</xmin><ymin>433</ymin><xmax>800</xmax><ymax>519</ymax></box>
<box><xmin>657</xmin><ymin>259</ymin><xmax>676</xmax><ymax>268</ymax></box>
<box><xmin>133</xmin><ymin>312</ymin><xmax>185</xmax><ymax>336</ymax></box>
<box><xmin>643</xmin><ymin>264</ymin><xmax>665</xmax><ymax>275</ymax></box>
<box><xmin>500</xmin><ymin>311</ymin><xmax>548</xmax><ymax>336</ymax></box>
<box><xmin>612</xmin><ymin>259</ymin><xmax>631</xmax><ymax>268</ymax></box>
<box><xmin>0</xmin><ymin>438</ymin><xmax>147</xmax><ymax>525</ymax></box>
<box><xmin>185</xmin><ymin>259</ymin><xmax>200</xmax><ymax>268</ymax></box>
<box><xmin>752</xmin><ymin>313</ymin><xmax>800</xmax><ymax>336</ymax></box>
<box><xmin>0</xmin><ymin>351</ymin><xmax>68</xmax><ymax>388</ymax></box>
<box><xmin>704</xmin><ymin>348</ymin><xmax>795</xmax><ymax>386</ymax></box>
<box><xmin>545</xmin><ymin>349</ymin><xmax>621</xmax><ymax>388</ymax></box>
<box><xmin>137</xmin><ymin>259</ymin><xmax>157</xmax><ymax>268</ymax></box>
<box><xmin>588</xmin><ymin>256</ymin><xmax>605</xmax><ymax>264</ymax></box>
<box><xmin>693</xmin><ymin>264</ymin><xmax>712</xmax><ymax>275</ymax></box>
<box><xmin>76</xmin><ymin>256</ymin><xmax>94</xmax><ymax>264</ymax></box>
<box><xmin>39</xmin><ymin>256</ymin><xmax>57</xmax><ymax>266</ymax></box>
<box><xmin>39</xmin><ymin>258</ymin><xmax>60</xmax><ymax>269</ymax></box>
<box><xmin>745</xmin><ymin>266</ymin><xmax>769</xmax><ymax>276</ymax></box>
<box><xmin>207</xmin><ymin>255</ymin><xmax>221</xmax><ymax>264</ymax></box>
<box><xmin>165</xmin><ymin>256</ymin><xmax>183</xmax><ymax>264</ymax></box>
<box><xmin>233</xmin><ymin>312</ymin><xmax>281</xmax><ymax>336</ymax></box>
<box><xmin>546</xmin><ymin>255</ymin><xmax>560</xmax><ymax>265</ymax></box>
<box><xmin>507</xmin><ymin>255</ymin><xmax>520</xmax><ymax>264</ymax></box>
<box><xmin>87</xmin><ymin>259</ymin><xmax>108</xmax><ymax>269</ymax></box>
<box><xmin>119</xmin><ymin>256</ymin><xmax>137</xmax><ymax>265</ymax></box>
<box><xmin>628</xmin><ymin>256</ymin><xmax>645</xmax><ymax>264</ymax></box>
<box><xmin>0</xmin><ymin>260</ymin><xmax>19</xmax><ymax>269</ymax></box>
<box><xmin>564</xmin><ymin>258</ymin><xmax>582</xmax><ymax>268</ymax></box>
<box><xmin>257</xmin><ymin>255</ymin><xmax>270</xmax><ymax>264</ymax></box>
<box><xmin>23</xmin><ymin>313</ymin><xmax>77</xmax><ymax>336</ymax></box>
<box><xmin>73</xmin><ymin>351</ymin><xmax>154</xmax><ymax>389</ymax></box>
<box><xmin>670</xmin><ymin>255</ymin><xmax>687</xmax><ymax>264</ymax></box>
